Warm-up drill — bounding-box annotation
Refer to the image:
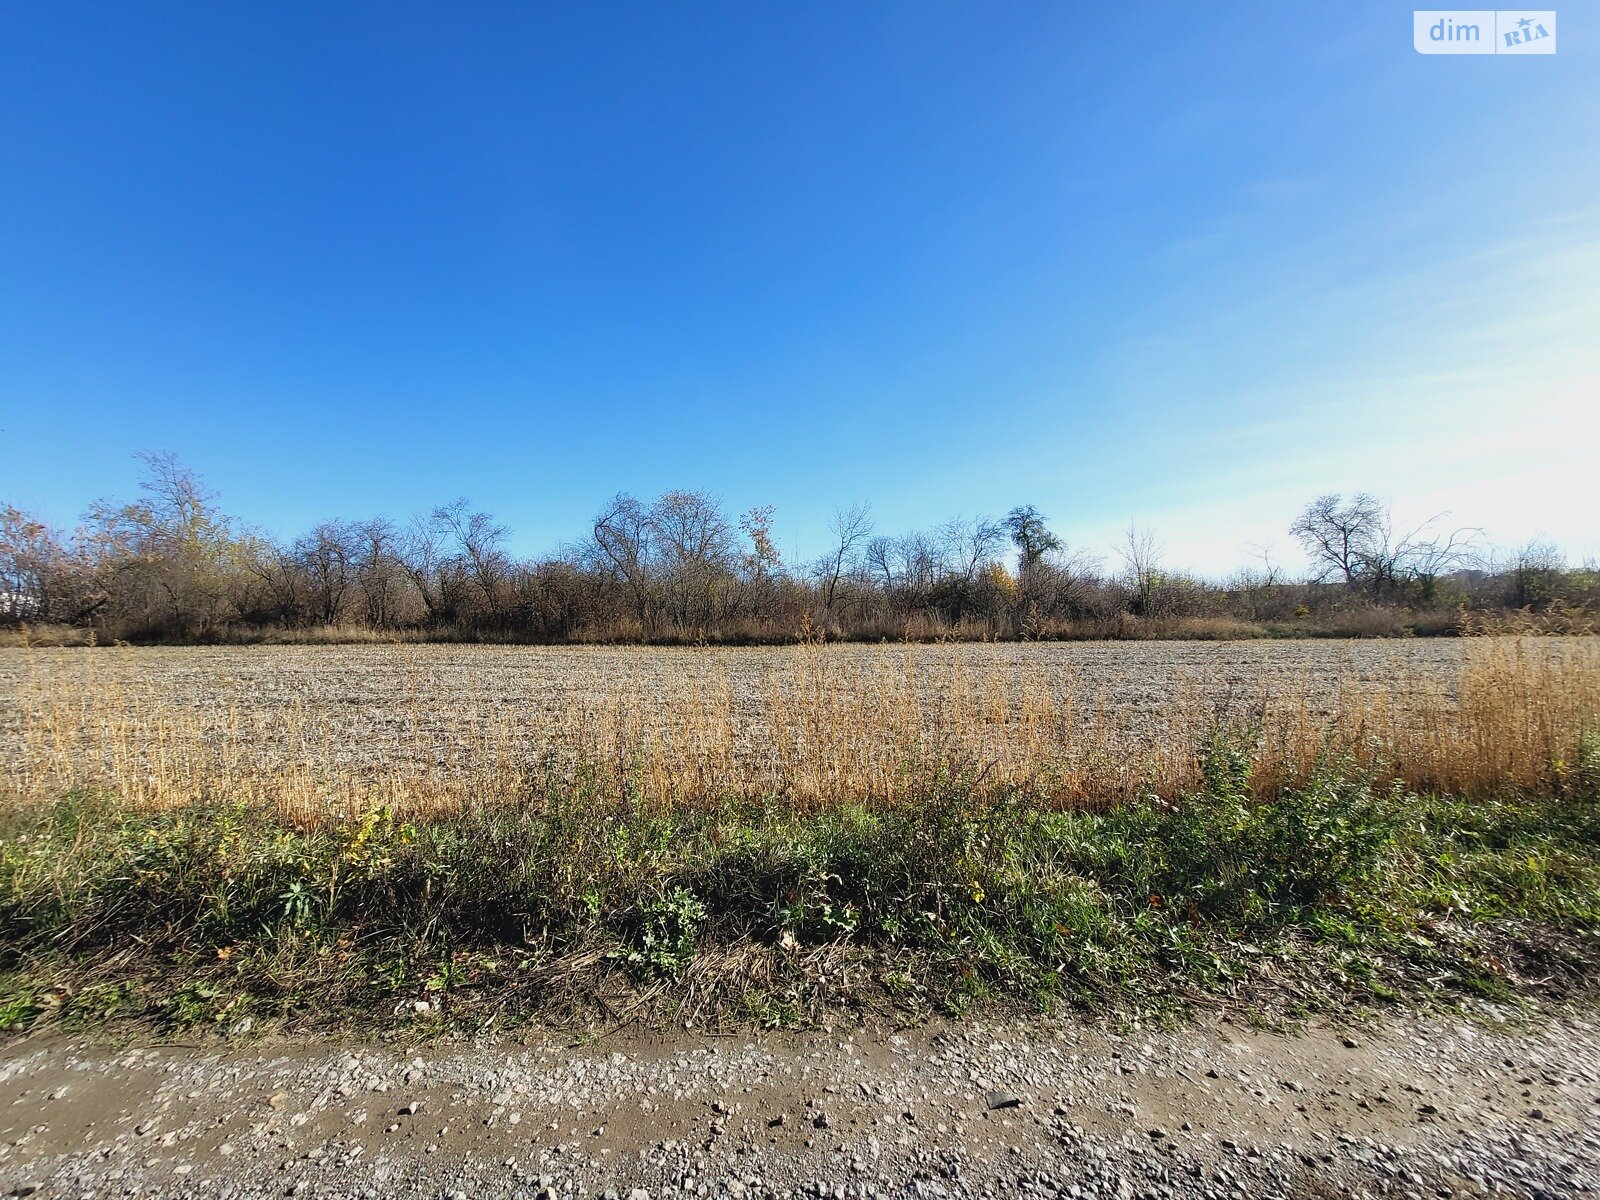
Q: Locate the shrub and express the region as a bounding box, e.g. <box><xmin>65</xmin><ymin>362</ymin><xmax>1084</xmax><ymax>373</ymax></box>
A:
<box><xmin>613</xmin><ymin>886</ymin><xmax>708</xmax><ymax>980</ymax></box>
<box><xmin>1100</xmin><ymin>731</ymin><xmax>1407</xmax><ymax>926</ymax></box>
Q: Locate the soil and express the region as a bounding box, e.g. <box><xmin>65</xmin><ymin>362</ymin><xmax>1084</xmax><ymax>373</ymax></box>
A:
<box><xmin>3</xmin><ymin>1006</ymin><xmax>1597</xmax><ymax>1199</ymax></box>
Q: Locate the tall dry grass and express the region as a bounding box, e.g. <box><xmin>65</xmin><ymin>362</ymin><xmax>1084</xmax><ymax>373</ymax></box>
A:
<box><xmin>1</xmin><ymin>639</ymin><xmax>1596</xmax><ymax>822</ymax></box>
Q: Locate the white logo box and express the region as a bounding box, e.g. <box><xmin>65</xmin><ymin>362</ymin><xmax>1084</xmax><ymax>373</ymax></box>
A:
<box><xmin>1414</xmin><ymin>10</ymin><xmax>1556</xmax><ymax>53</ymax></box>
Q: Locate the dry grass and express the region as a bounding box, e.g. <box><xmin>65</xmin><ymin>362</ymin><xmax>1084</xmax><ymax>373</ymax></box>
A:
<box><xmin>0</xmin><ymin>624</ymin><xmax>97</xmax><ymax>649</ymax></box>
<box><xmin>1</xmin><ymin>638</ymin><xmax>1596</xmax><ymax>822</ymax></box>
<box><xmin>1459</xmin><ymin>601</ymin><xmax>1599</xmax><ymax>637</ymax></box>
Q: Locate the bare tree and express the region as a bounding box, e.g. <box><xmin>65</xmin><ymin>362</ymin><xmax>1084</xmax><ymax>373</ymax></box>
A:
<box><xmin>1505</xmin><ymin>540</ymin><xmax>1565</xmax><ymax>609</ymax></box>
<box><xmin>1229</xmin><ymin>541</ymin><xmax>1291</xmax><ymax>620</ymax></box>
<box><xmin>83</xmin><ymin>452</ymin><xmax>244</xmax><ymax>636</ymax></box>
<box><xmin>433</xmin><ymin>499</ymin><xmax>511</xmax><ymax>622</ymax></box>
<box><xmin>1023</xmin><ymin>544</ymin><xmax>1105</xmax><ymax>620</ymax></box>
<box><xmin>814</xmin><ymin>503</ymin><xmax>873</xmax><ymax>614</ymax></box>
<box><xmin>863</xmin><ymin>535</ymin><xmax>897</xmax><ymax>591</ymax></box>
<box><xmin>1245</xmin><ymin>541</ymin><xmax>1283</xmax><ymax>588</ymax></box>
<box><xmin>1292</xmin><ymin>493</ymin><xmax>1479</xmax><ymax>599</ymax></box>
<box><xmin>652</xmin><ymin>490</ymin><xmax>738</xmax><ymax>628</ymax></box>
<box><xmin>8</xmin><ymin>448</ymin><xmax>1569</xmax><ymax>644</ymax></box>
<box><xmin>242</xmin><ymin>535</ymin><xmax>305</xmax><ymax>626</ymax></box>
<box><xmin>1290</xmin><ymin>493</ymin><xmax>1384</xmax><ymax>587</ymax></box>
<box><xmin>397</xmin><ymin>512</ymin><xmax>471</xmax><ymax>624</ymax></box>
<box><xmin>940</xmin><ymin>515</ymin><xmax>1006</xmax><ymax>585</ymax></box>
<box><xmin>0</xmin><ymin>507</ymin><xmax>53</xmax><ymax>622</ymax></box>
<box><xmin>1116</xmin><ymin>523</ymin><xmax>1165</xmax><ymax>616</ymax></box>
<box><xmin>352</xmin><ymin>518</ymin><xmax>403</xmax><ymax>627</ymax></box>
<box><xmin>1385</xmin><ymin>518</ymin><xmax>1481</xmax><ymax>599</ymax></box>
<box><xmin>590</xmin><ymin>493</ymin><xmax>660</xmax><ymax>631</ymax></box>
<box><xmin>295</xmin><ymin>521</ymin><xmax>358</xmax><ymax>625</ymax></box>
<box><xmin>0</xmin><ymin>506</ymin><xmax>103</xmax><ymax>625</ymax></box>
<box><xmin>895</xmin><ymin>531</ymin><xmax>940</xmax><ymax>607</ymax></box>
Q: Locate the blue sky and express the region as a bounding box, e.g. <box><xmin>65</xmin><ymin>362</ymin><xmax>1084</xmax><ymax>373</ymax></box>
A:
<box><xmin>2</xmin><ymin>2</ymin><xmax>1596</xmax><ymax>575</ymax></box>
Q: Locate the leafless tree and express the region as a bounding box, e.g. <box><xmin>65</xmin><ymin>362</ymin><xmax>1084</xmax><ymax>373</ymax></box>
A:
<box><xmin>397</xmin><ymin>512</ymin><xmax>471</xmax><ymax>624</ymax></box>
<box><xmin>352</xmin><ymin>518</ymin><xmax>404</xmax><ymax>627</ymax></box>
<box><xmin>0</xmin><ymin>507</ymin><xmax>51</xmax><ymax>622</ymax></box>
<box><xmin>295</xmin><ymin>521</ymin><xmax>358</xmax><ymax>625</ymax></box>
<box><xmin>0</xmin><ymin>506</ymin><xmax>103</xmax><ymax>625</ymax></box>
<box><xmin>652</xmin><ymin>490</ymin><xmax>738</xmax><ymax>627</ymax></box>
<box><xmin>895</xmin><ymin>532</ymin><xmax>941</xmax><ymax>607</ymax></box>
<box><xmin>862</xmin><ymin>535</ymin><xmax>897</xmax><ymax>591</ymax></box>
<box><xmin>83</xmin><ymin>452</ymin><xmax>244</xmax><ymax>636</ymax></box>
<box><xmin>1245</xmin><ymin>541</ymin><xmax>1283</xmax><ymax>587</ymax></box>
<box><xmin>7</xmin><ymin>450</ymin><xmax>1581</xmax><ymax>644</ymax></box>
<box><xmin>590</xmin><ymin>493</ymin><xmax>661</xmax><ymax>630</ymax></box>
<box><xmin>1292</xmin><ymin>493</ymin><xmax>1479</xmax><ymax>598</ymax></box>
<box><xmin>433</xmin><ymin>500</ymin><xmax>511</xmax><ymax>622</ymax></box>
<box><xmin>1384</xmin><ymin>519</ymin><xmax>1482</xmax><ymax>598</ymax></box>
<box><xmin>1290</xmin><ymin>493</ymin><xmax>1384</xmax><ymax>587</ymax></box>
<box><xmin>1116</xmin><ymin>523</ymin><xmax>1165</xmax><ymax>616</ymax></box>
<box><xmin>242</xmin><ymin>535</ymin><xmax>305</xmax><ymax>625</ymax></box>
<box><xmin>814</xmin><ymin>503</ymin><xmax>873</xmax><ymax>614</ymax></box>
<box><xmin>940</xmin><ymin>515</ymin><xmax>1006</xmax><ymax>585</ymax></box>
<box><xmin>1023</xmin><ymin>544</ymin><xmax>1105</xmax><ymax>618</ymax></box>
<box><xmin>1500</xmin><ymin>540</ymin><xmax>1563</xmax><ymax>609</ymax></box>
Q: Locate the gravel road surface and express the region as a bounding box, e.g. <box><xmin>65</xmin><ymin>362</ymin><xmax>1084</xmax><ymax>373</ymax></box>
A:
<box><xmin>4</xmin><ymin>1008</ymin><xmax>1596</xmax><ymax>1199</ymax></box>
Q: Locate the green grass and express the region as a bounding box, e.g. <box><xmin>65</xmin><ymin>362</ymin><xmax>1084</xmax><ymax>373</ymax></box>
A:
<box><xmin>3</xmin><ymin>733</ymin><xmax>1598</xmax><ymax>1034</ymax></box>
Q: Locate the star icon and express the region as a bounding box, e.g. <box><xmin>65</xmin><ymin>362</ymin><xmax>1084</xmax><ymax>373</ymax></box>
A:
<box><xmin>1517</xmin><ymin>16</ymin><xmax>1533</xmax><ymax>29</ymax></box>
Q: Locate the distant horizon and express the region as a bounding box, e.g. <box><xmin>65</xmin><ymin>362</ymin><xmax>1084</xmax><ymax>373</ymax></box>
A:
<box><xmin>13</xmin><ymin>448</ymin><xmax>1590</xmax><ymax>586</ymax></box>
<box><xmin>3</xmin><ymin>3</ymin><xmax>1597</xmax><ymax>573</ymax></box>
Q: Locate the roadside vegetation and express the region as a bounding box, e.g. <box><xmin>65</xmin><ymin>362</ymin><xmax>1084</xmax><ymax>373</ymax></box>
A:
<box><xmin>3</xmin><ymin>452</ymin><xmax>1595</xmax><ymax>646</ymax></box>
<box><xmin>2</xmin><ymin>736</ymin><xmax>1597</xmax><ymax>1035</ymax></box>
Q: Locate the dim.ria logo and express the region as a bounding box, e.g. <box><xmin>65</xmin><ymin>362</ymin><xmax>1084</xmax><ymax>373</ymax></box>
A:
<box><xmin>1413</xmin><ymin>10</ymin><xmax>1557</xmax><ymax>53</ymax></box>
<box><xmin>1501</xmin><ymin>13</ymin><xmax>1552</xmax><ymax>46</ymax></box>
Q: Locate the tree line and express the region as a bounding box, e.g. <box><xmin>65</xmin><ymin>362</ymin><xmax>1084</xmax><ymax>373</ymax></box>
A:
<box><xmin>2</xmin><ymin>452</ymin><xmax>1594</xmax><ymax>643</ymax></box>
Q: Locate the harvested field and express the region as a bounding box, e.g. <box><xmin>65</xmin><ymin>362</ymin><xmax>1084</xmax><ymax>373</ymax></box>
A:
<box><xmin>2</xmin><ymin>638</ymin><xmax>1597</xmax><ymax>817</ymax></box>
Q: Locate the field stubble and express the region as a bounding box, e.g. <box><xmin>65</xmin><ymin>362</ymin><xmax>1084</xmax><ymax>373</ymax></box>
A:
<box><xmin>2</xmin><ymin>637</ymin><xmax>1596</xmax><ymax>818</ymax></box>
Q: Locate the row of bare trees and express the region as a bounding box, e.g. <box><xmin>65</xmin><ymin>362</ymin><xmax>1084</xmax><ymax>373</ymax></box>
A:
<box><xmin>2</xmin><ymin>458</ymin><xmax>1594</xmax><ymax>642</ymax></box>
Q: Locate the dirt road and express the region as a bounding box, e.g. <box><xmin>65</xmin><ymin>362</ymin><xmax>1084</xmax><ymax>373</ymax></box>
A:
<box><xmin>3</xmin><ymin>1008</ymin><xmax>1596</xmax><ymax>1199</ymax></box>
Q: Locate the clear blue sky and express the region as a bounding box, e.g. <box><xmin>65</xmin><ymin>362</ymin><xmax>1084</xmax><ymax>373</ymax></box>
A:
<box><xmin>2</xmin><ymin>2</ymin><xmax>1596</xmax><ymax>575</ymax></box>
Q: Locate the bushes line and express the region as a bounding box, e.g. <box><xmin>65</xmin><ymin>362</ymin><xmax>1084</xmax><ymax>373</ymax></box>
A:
<box><xmin>5</xmin><ymin>455</ymin><xmax>1595</xmax><ymax>645</ymax></box>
